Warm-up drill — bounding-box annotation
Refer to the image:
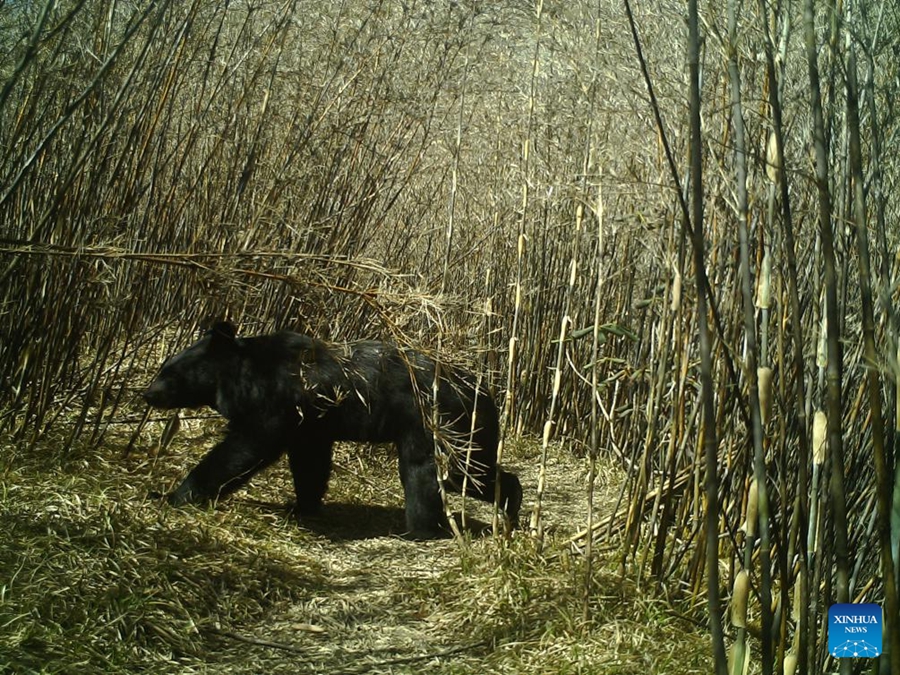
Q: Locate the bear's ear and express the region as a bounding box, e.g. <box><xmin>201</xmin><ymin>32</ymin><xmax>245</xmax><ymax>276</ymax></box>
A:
<box><xmin>208</xmin><ymin>321</ymin><xmax>237</xmax><ymax>344</ymax></box>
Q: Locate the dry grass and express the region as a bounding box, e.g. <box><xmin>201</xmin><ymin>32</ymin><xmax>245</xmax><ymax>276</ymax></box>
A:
<box><xmin>1</xmin><ymin>425</ymin><xmax>712</xmax><ymax>674</ymax></box>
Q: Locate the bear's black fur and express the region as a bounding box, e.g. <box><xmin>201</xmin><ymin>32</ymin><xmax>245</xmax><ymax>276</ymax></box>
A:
<box><xmin>142</xmin><ymin>321</ymin><xmax>522</xmax><ymax>539</ymax></box>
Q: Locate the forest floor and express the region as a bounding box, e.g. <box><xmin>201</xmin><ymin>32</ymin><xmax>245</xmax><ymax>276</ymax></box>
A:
<box><xmin>1</xmin><ymin>415</ymin><xmax>714</xmax><ymax>674</ymax></box>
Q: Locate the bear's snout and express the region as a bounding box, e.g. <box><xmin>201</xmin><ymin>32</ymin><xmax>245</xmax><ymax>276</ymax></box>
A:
<box><xmin>142</xmin><ymin>381</ymin><xmax>168</xmax><ymax>408</ymax></box>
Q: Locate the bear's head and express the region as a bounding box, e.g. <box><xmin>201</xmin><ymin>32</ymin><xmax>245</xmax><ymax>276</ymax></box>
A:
<box><xmin>143</xmin><ymin>321</ymin><xmax>238</xmax><ymax>410</ymax></box>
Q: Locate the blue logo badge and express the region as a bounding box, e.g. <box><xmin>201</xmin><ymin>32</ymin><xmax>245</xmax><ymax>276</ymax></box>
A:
<box><xmin>828</xmin><ymin>603</ymin><xmax>882</xmax><ymax>658</ymax></box>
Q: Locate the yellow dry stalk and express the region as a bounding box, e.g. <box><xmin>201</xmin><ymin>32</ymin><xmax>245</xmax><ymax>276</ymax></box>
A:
<box><xmin>670</xmin><ymin>267</ymin><xmax>682</xmax><ymax>313</ymax></box>
<box><xmin>792</xmin><ymin>570</ymin><xmax>803</xmax><ymax>621</ymax></box>
<box><xmin>765</xmin><ymin>131</ymin><xmax>781</xmax><ymax>183</ymax></box>
<box><xmin>816</xmin><ymin>314</ymin><xmax>827</xmax><ymax>368</ymax></box>
<box><xmin>783</xmin><ymin>653</ymin><xmax>798</xmax><ymax>675</ymax></box>
<box><xmin>755</xmin><ymin>251</ymin><xmax>771</xmax><ymax>309</ymax></box>
<box><xmin>745</xmin><ymin>478</ymin><xmax>759</xmax><ymax>539</ymax></box>
<box><xmin>813</xmin><ymin>411</ymin><xmax>827</xmax><ymax>464</ymax></box>
<box><xmin>732</xmin><ymin>569</ymin><xmax>750</xmax><ymax>628</ymax></box>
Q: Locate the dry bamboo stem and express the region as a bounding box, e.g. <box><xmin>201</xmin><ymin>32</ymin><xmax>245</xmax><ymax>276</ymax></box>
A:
<box><xmin>844</xmin><ymin>35</ymin><xmax>900</xmax><ymax>670</ymax></box>
<box><xmin>727</xmin><ymin>2</ymin><xmax>773</xmax><ymax>670</ymax></box>
<box><xmin>583</xmin><ymin>167</ymin><xmax>604</xmax><ymax>622</ymax></box>
<box><xmin>688</xmin><ymin>1</ymin><xmax>727</xmax><ymax>671</ymax></box>
<box><xmin>803</xmin><ymin>2</ymin><xmax>851</xmax><ymax>673</ymax></box>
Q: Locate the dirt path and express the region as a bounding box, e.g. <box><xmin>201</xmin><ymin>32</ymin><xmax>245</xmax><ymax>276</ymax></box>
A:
<box><xmin>203</xmin><ymin>442</ymin><xmax>639</xmax><ymax>674</ymax></box>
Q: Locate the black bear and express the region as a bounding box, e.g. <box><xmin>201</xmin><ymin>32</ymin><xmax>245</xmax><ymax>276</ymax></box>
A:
<box><xmin>142</xmin><ymin>321</ymin><xmax>522</xmax><ymax>539</ymax></box>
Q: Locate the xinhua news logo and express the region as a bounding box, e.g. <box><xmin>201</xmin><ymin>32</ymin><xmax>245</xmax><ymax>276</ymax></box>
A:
<box><xmin>828</xmin><ymin>603</ymin><xmax>882</xmax><ymax>659</ymax></box>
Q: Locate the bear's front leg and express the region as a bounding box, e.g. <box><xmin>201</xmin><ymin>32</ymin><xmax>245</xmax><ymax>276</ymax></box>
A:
<box><xmin>165</xmin><ymin>428</ymin><xmax>283</xmax><ymax>505</ymax></box>
<box><xmin>398</xmin><ymin>433</ymin><xmax>449</xmax><ymax>539</ymax></box>
<box><xmin>287</xmin><ymin>438</ymin><xmax>333</xmax><ymax>516</ymax></box>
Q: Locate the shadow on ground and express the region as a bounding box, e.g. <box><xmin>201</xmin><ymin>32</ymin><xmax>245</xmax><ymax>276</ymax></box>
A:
<box><xmin>239</xmin><ymin>498</ymin><xmax>496</xmax><ymax>541</ymax></box>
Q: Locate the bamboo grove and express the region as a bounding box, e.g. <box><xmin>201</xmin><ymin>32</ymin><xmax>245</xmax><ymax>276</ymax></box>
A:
<box><xmin>1</xmin><ymin>0</ymin><xmax>899</xmax><ymax>673</ymax></box>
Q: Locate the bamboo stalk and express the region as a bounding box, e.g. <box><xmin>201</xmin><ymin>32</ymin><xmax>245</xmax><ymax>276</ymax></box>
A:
<box><xmin>803</xmin><ymin>2</ymin><xmax>851</xmax><ymax>673</ymax></box>
<box><xmin>844</xmin><ymin>35</ymin><xmax>899</xmax><ymax>671</ymax></box>
<box><xmin>688</xmin><ymin>1</ymin><xmax>727</xmax><ymax>670</ymax></box>
<box><xmin>584</xmin><ymin>169</ymin><xmax>604</xmax><ymax>622</ymax></box>
<box><xmin>726</xmin><ymin>1</ymin><xmax>773</xmax><ymax>670</ymax></box>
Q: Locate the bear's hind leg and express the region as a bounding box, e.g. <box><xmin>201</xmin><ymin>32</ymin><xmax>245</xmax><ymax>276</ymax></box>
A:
<box><xmin>287</xmin><ymin>439</ymin><xmax>333</xmax><ymax>516</ymax></box>
<box><xmin>167</xmin><ymin>429</ymin><xmax>282</xmax><ymax>506</ymax></box>
<box><xmin>398</xmin><ymin>433</ymin><xmax>448</xmax><ymax>539</ymax></box>
<box><xmin>497</xmin><ymin>469</ymin><xmax>523</xmax><ymax>526</ymax></box>
<box><xmin>447</xmin><ymin>465</ymin><xmax>523</xmax><ymax>528</ymax></box>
